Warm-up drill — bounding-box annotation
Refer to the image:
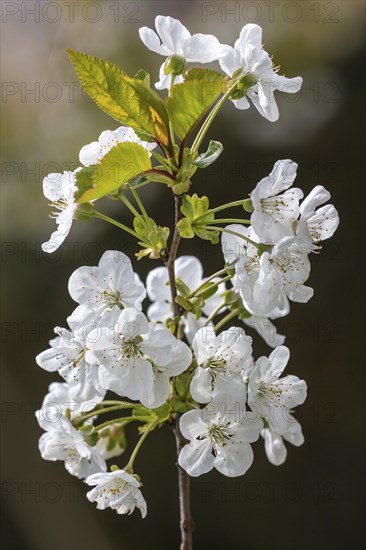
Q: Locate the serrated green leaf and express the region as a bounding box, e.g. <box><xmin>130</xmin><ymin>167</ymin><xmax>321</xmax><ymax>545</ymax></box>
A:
<box><xmin>193</xmin><ymin>140</ymin><xmax>223</xmax><ymax>168</ymax></box>
<box><xmin>67</xmin><ymin>49</ymin><xmax>169</xmax><ymax>145</ymax></box>
<box><xmin>134</xmin><ymin>69</ymin><xmax>150</xmax><ymax>87</ymax></box>
<box><xmin>76</xmin><ymin>142</ymin><xmax>152</xmax><ymax>203</ymax></box>
<box><xmin>166</xmin><ymin>79</ymin><xmax>225</xmax><ymax>141</ymax></box>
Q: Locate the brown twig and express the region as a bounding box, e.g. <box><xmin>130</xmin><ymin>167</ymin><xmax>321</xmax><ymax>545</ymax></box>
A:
<box><xmin>173</xmin><ymin>417</ymin><xmax>194</xmax><ymax>550</ymax></box>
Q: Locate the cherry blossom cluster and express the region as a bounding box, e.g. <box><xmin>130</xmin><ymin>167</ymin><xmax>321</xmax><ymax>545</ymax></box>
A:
<box><xmin>35</xmin><ymin>15</ymin><xmax>339</xmax><ymax>532</ymax></box>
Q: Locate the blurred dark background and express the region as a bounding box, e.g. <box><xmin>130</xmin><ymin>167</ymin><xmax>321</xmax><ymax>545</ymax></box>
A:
<box><xmin>1</xmin><ymin>1</ymin><xmax>365</xmax><ymax>549</ymax></box>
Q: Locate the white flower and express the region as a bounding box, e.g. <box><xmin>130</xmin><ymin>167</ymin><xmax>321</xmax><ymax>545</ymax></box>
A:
<box><xmin>86</xmin><ymin>308</ymin><xmax>189</xmax><ymax>405</ymax></box>
<box><xmin>248</xmin><ymin>346</ymin><xmax>307</xmax><ymax>414</ymax></box>
<box><xmin>222</xmin><ymin>225</ymin><xmax>283</xmax><ymax>315</ymax></box>
<box><xmin>146</xmin><ymin>256</ymin><xmax>226</xmax><ymax>343</ymax></box>
<box><xmin>142</xmin><ymin>340</ymin><xmax>192</xmax><ymax>409</ymax></box>
<box><xmin>178</xmin><ymin>391</ymin><xmax>262</xmax><ymax>477</ymax></box>
<box><xmin>222</xmin><ymin>225</ymin><xmax>312</xmax><ymax>316</ymax></box>
<box><xmin>36</xmin><ymin>324</ymin><xmax>106</xmax><ymax>403</ymax></box>
<box><xmin>86</xmin><ymin>469</ymin><xmax>147</xmax><ymax>517</ymax></box>
<box><xmin>39</xmin><ymin>416</ymin><xmax>106</xmax><ymax>479</ymax></box>
<box><xmin>35</xmin><ymin>382</ymin><xmax>98</xmax><ymax>431</ymax></box>
<box><xmin>139</xmin><ymin>15</ymin><xmax>229</xmax><ymax>90</ymax></box>
<box><xmin>42</xmin><ymin>170</ymin><xmax>79</xmax><ymax>253</ymax></box>
<box><xmin>79</xmin><ymin>126</ymin><xmax>156</xmax><ymax>167</ymax></box>
<box><xmin>261</xmin><ymin>413</ymin><xmax>304</xmax><ymax>466</ymax></box>
<box><xmin>191</xmin><ymin>327</ymin><xmax>252</xmax><ymax>403</ymax></box>
<box><xmin>219</xmin><ymin>23</ymin><xmax>303</xmax><ymax>121</ymax></box>
<box><xmin>250</xmin><ymin>160</ymin><xmax>303</xmax><ymax>242</ymax></box>
<box><xmin>297</xmin><ymin>185</ymin><xmax>339</xmax><ymax>248</ymax></box>
<box><xmin>68</xmin><ymin>250</ymin><xmax>146</xmax><ymax>325</ymax></box>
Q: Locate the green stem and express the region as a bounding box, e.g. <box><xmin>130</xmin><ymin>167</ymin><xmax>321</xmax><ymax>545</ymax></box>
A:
<box><xmin>194</xmin><ymin>275</ymin><xmax>232</xmax><ymax>299</ymax></box>
<box><xmin>214</xmin><ymin>308</ymin><xmax>241</xmax><ymax>332</ymax></box>
<box><xmin>204</xmin><ymin>302</ymin><xmax>227</xmax><ymax>325</ymax></box>
<box><xmin>94</xmin><ymin>211</ymin><xmax>142</xmax><ymax>240</ymax></box>
<box><xmin>169</xmin><ymin>75</ymin><xmax>177</xmax><ymax>155</ymax></box>
<box><xmin>128</xmin><ymin>185</ymin><xmax>153</xmax><ymax>228</ymax></box>
<box><xmin>119</xmin><ymin>194</ymin><xmax>140</xmax><ymax>218</ymax></box>
<box><xmin>194</xmin><ymin>200</ymin><xmax>247</xmax><ymax>223</ymax></box>
<box><xmin>95</xmin><ymin>416</ymin><xmax>151</xmax><ymax>432</ymax></box>
<box><xmin>189</xmin><ymin>267</ymin><xmax>229</xmax><ymax>298</ymax></box>
<box><xmin>191</xmin><ymin>78</ymin><xmax>240</xmax><ymax>155</ymax></box>
<box><xmin>205</xmin><ymin>226</ymin><xmax>259</xmax><ymax>249</ymax></box>
<box><xmin>77</xmin><ymin>403</ymin><xmax>136</xmax><ymax>423</ymax></box>
<box><xmin>126</xmin><ymin>420</ymin><xmax>158</xmax><ymax>472</ymax></box>
<box><xmin>204</xmin><ymin>218</ymin><xmax>251</xmax><ymax>225</ymax></box>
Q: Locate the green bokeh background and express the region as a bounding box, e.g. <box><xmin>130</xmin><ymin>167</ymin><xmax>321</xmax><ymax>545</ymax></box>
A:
<box><xmin>1</xmin><ymin>1</ymin><xmax>365</xmax><ymax>549</ymax></box>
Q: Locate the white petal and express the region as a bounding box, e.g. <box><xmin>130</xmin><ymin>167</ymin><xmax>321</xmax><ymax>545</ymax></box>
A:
<box><xmin>190</xmin><ymin>367</ymin><xmax>213</xmax><ymax>404</ymax></box>
<box><xmin>146</xmin><ymin>265</ymin><xmax>170</xmax><ymax>302</ymax></box>
<box><xmin>239</xmin><ymin>23</ymin><xmax>263</xmax><ymax>51</ymax></box>
<box><xmin>138</xmin><ymin>26</ymin><xmax>169</xmax><ymax>55</ymax></box>
<box><xmin>268</xmin><ymin>345</ymin><xmax>290</xmax><ymax>377</ymax></box>
<box><xmin>179</xmin><ymin>409</ymin><xmax>208</xmax><ymax>440</ymax></box>
<box><xmin>214</xmin><ymin>441</ymin><xmax>254</xmax><ymax>477</ymax></box>
<box><xmin>178</xmin><ymin>439</ymin><xmax>214</xmax><ymax>477</ymax></box>
<box><xmin>262</xmin><ymin>428</ymin><xmax>287</xmax><ymax>465</ymax></box>
<box><xmin>183</xmin><ymin>34</ymin><xmax>229</xmax><ymax>62</ymax></box>
<box><xmin>155</xmin><ymin>15</ymin><xmax>190</xmax><ymax>53</ymax></box>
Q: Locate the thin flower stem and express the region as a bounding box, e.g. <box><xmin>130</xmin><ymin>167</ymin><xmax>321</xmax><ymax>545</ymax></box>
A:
<box><xmin>94</xmin><ymin>211</ymin><xmax>142</xmax><ymax>240</ymax></box>
<box><xmin>193</xmin><ymin>200</ymin><xmax>247</xmax><ymax>223</ymax></box>
<box><xmin>189</xmin><ymin>267</ymin><xmax>230</xmax><ymax>297</ymax></box>
<box><xmin>95</xmin><ymin>416</ymin><xmax>150</xmax><ymax>432</ymax></box>
<box><xmin>194</xmin><ymin>274</ymin><xmax>232</xmax><ymax>299</ymax></box>
<box><xmin>166</xmin><ymin>195</ymin><xmax>183</xmax><ymax>321</ymax></box>
<box><xmin>204</xmin><ymin>302</ymin><xmax>227</xmax><ymax>325</ymax></box>
<box><xmin>126</xmin><ymin>419</ymin><xmax>158</xmax><ymax>472</ymax></box>
<box><xmin>191</xmin><ymin>78</ymin><xmax>240</xmax><ymax>155</ymax></box>
<box><xmin>206</xmin><ymin>226</ymin><xmax>259</xmax><ymax>249</ymax></box>
<box><xmin>119</xmin><ymin>194</ymin><xmax>140</xmax><ymax>217</ymax></box>
<box><xmin>128</xmin><ymin>185</ymin><xmax>153</xmax><ymax>228</ymax></box>
<box><xmin>214</xmin><ymin>308</ymin><xmax>241</xmax><ymax>332</ymax></box>
<box><xmin>169</xmin><ymin>75</ymin><xmax>177</xmax><ymax>155</ymax></box>
<box><xmin>77</xmin><ymin>403</ymin><xmax>136</xmax><ymax>423</ymax></box>
<box><xmin>204</xmin><ymin>218</ymin><xmax>251</xmax><ymax>225</ymax></box>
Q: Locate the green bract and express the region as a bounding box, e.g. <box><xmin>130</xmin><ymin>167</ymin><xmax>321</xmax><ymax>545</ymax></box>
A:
<box><xmin>177</xmin><ymin>194</ymin><xmax>219</xmax><ymax>243</ymax></box>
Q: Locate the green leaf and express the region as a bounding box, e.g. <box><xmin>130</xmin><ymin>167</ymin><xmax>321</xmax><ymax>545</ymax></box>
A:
<box><xmin>76</xmin><ymin>142</ymin><xmax>152</xmax><ymax>203</ymax></box>
<box><xmin>184</xmin><ymin>68</ymin><xmax>227</xmax><ymax>83</ymax></box>
<box><xmin>134</xmin><ymin>69</ymin><xmax>150</xmax><ymax>86</ymax></box>
<box><xmin>166</xmin><ymin>78</ymin><xmax>226</xmax><ymax>141</ymax></box>
<box><xmin>193</xmin><ymin>140</ymin><xmax>223</xmax><ymax>168</ymax></box>
<box><xmin>67</xmin><ymin>49</ymin><xmax>169</xmax><ymax>145</ymax></box>
<box><xmin>74</xmin><ymin>166</ymin><xmax>96</xmax><ymax>201</ymax></box>
<box><xmin>175</xmin><ymin>278</ymin><xmax>192</xmax><ymax>298</ymax></box>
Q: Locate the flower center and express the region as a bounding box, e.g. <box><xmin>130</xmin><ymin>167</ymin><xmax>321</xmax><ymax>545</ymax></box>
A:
<box><xmin>205</xmin><ymin>422</ymin><xmax>232</xmax><ymax>454</ymax></box>
<box><xmin>257</xmin><ymin>374</ymin><xmax>292</xmax><ymax>405</ymax></box>
<box><xmin>100</xmin><ymin>289</ymin><xmax>123</xmax><ymax>309</ymax></box>
<box><xmin>121</xmin><ymin>338</ymin><xmax>141</xmax><ymax>359</ymax></box>
<box><xmin>49</xmin><ymin>198</ymin><xmax>69</xmax><ymax>218</ymax></box>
